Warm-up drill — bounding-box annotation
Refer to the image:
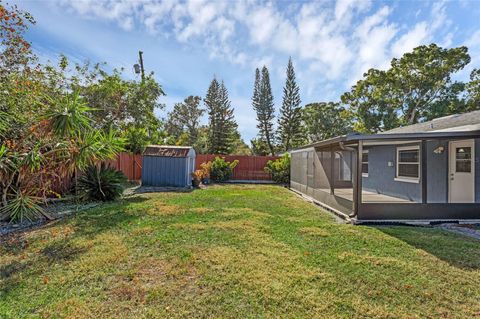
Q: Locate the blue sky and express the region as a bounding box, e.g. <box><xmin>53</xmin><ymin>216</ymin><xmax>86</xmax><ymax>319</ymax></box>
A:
<box><xmin>15</xmin><ymin>0</ymin><xmax>480</xmax><ymax>143</ymax></box>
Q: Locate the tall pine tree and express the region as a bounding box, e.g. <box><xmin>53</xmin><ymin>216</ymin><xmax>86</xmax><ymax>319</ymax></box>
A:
<box><xmin>253</xmin><ymin>66</ymin><xmax>276</xmax><ymax>155</ymax></box>
<box><xmin>278</xmin><ymin>57</ymin><xmax>303</xmax><ymax>151</ymax></box>
<box><xmin>204</xmin><ymin>77</ymin><xmax>238</xmax><ymax>154</ymax></box>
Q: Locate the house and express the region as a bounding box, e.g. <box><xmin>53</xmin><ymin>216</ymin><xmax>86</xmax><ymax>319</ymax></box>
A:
<box><xmin>290</xmin><ymin>111</ymin><xmax>480</xmax><ymax>224</ymax></box>
<box><xmin>141</xmin><ymin>145</ymin><xmax>196</xmax><ymax>187</ymax></box>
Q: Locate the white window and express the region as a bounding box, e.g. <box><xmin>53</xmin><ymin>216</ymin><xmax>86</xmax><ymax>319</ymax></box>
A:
<box><xmin>395</xmin><ymin>145</ymin><xmax>420</xmax><ymax>183</ymax></box>
<box><xmin>361</xmin><ymin>150</ymin><xmax>369</xmax><ymax>177</ymax></box>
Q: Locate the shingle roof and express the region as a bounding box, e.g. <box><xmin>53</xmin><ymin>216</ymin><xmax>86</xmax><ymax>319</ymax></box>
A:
<box><xmin>143</xmin><ymin>145</ymin><xmax>193</xmax><ymax>157</ymax></box>
<box><xmin>383</xmin><ymin>110</ymin><xmax>480</xmax><ymax>134</ymax></box>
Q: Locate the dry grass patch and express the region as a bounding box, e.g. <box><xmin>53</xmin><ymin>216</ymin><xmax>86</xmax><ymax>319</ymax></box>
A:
<box><xmin>221</xmin><ymin>207</ymin><xmax>271</xmax><ymax>219</ymax></box>
<box><xmin>338</xmin><ymin>252</ymin><xmax>402</xmax><ymax>268</ymax></box>
<box><xmin>71</xmin><ymin>233</ymin><xmax>128</xmax><ymax>272</ymax></box>
<box><xmin>41</xmin><ymin>297</ymin><xmax>95</xmax><ymax>319</ymax></box>
<box><xmin>107</xmin><ymin>257</ymin><xmax>199</xmax><ymax>307</ymax></box>
<box><xmin>190</xmin><ymin>207</ymin><xmax>214</xmax><ymax>214</ymax></box>
<box><xmin>145</xmin><ymin>201</ymin><xmax>183</xmax><ymax>216</ymax></box>
<box><xmin>130</xmin><ymin>227</ymin><xmax>154</xmax><ymax>236</ymax></box>
<box><xmin>171</xmin><ymin>223</ymin><xmax>208</xmax><ymax>231</ymax></box>
<box><xmin>298</xmin><ymin>227</ymin><xmax>330</xmax><ymax>237</ymax></box>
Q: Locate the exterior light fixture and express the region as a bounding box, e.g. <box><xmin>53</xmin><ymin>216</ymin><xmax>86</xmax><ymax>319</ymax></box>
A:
<box><xmin>433</xmin><ymin>146</ymin><xmax>444</xmax><ymax>154</ymax></box>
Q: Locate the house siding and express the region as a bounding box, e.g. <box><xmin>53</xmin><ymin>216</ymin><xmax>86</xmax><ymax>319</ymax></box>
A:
<box><xmin>362</xmin><ymin>139</ymin><xmax>480</xmax><ymax>204</ymax></box>
<box><xmin>362</xmin><ymin>144</ymin><xmax>421</xmax><ymax>202</ymax></box>
<box><xmin>426</xmin><ymin>140</ymin><xmax>448</xmax><ymax>203</ymax></box>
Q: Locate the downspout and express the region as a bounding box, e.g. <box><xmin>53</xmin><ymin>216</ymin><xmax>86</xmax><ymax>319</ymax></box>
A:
<box><xmin>339</xmin><ymin>141</ymin><xmax>359</xmax><ymax>218</ymax></box>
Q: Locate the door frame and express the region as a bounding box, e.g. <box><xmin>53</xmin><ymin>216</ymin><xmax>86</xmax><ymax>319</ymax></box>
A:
<box><xmin>448</xmin><ymin>139</ymin><xmax>475</xmax><ymax>203</ymax></box>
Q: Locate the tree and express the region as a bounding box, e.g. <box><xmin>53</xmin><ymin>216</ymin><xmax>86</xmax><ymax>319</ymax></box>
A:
<box><xmin>0</xmin><ymin>4</ymin><xmax>126</xmax><ymax>221</ymax></box>
<box><xmin>193</xmin><ymin>126</ymin><xmax>209</xmax><ymax>154</ymax></box>
<box><xmin>466</xmin><ymin>68</ymin><xmax>480</xmax><ymax>110</ymax></box>
<box><xmin>303</xmin><ymin>102</ymin><xmax>352</xmax><ymax>142</ymax></box>
<box><xmin>341</xmin><ymin>69</ymin><xmax>399</xmax><ymax>133</ymax></box>
<box><xmin>342</xmin><ymin>44</ymin><xmax>471</xmax><ymax>132</ymax></box>
<box><xmin>253</xmin><ymin>66</ymin><xmax>276</xmax><ymax>155</ymax></box>
<box><xmin>391</xmin><ymin>44</ymin><xmax>470</xmax><ymax>124</ymax></box>
<box><xmin>278</xmin><ymin>58</ymin><xmax>304</xmax><ymax>151</ymax></box>
<box><xmin>204</xmin><ymin>78</ymin><xmax>238</xmax><ymax>154</ymax></box>
<box><xmin>230</xmin><ymin>131</ymin><xmax>252</xmax><ymax>155</ymax></box>
<box><xmin>165</xmin><ymin>95</ymin><xmax>204</xmax><ymax>145</ymax></box>
<box><xmin>40</xmin><ymin>57</ymin><xmax>166</xmax><ymax>150</ymax></box>
<box><xmin>250</xmin><ymin>138</ymin><xmax>270</xmax><ymax>156</ymax></box>
<box><xmin>0</xmin><ymin>2</ymin><xmax>36</xmax><ymax>78</ymax></box>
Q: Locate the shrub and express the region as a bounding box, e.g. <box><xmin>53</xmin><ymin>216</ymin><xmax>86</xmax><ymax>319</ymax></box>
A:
<box><xmin>77</xmin><ymin>164</ymin><xmax>127</xmax><ymax>201</ymax></box>
<box><xmin>0</xmin><ymin>191</ymin><xmax>45</xmax><ymax>223</ymax></box>
<box><xmin>191</xmin><ymin>170</ymin><xmax>203</xmax><ymax>187</ymax></box>
<box><xmin>200</xmin><ymin>161</ymin><xmax>212</xmax><ymax>179</ymax></box>
<box><xmin>123</xmin><ymin>126</ymin><xmax>149</xmax><ymax>154</ymax></box>
<box><xmin>210</xmin><ymin>157</ymin><xmax>239</xmax><ymax>182</ymax></box>
<box><xmin>265</xmin><ymin>153</ymin><xmax>290</xmax><ymax>184</ymax></box>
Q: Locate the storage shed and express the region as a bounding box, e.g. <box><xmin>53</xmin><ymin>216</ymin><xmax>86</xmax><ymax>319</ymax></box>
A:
<box><xmin>141</xmin><ymin>145</ymin><xmax>196</xmax><ymax>187</ymax></box>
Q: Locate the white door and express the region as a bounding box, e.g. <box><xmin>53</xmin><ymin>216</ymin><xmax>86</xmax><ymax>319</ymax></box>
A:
<box><xmin>449</xmin><ymin>139</ymin><xmax>475</xmax><ymax>203</ymax></box>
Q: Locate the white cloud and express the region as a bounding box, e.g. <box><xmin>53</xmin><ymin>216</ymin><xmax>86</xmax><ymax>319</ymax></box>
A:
<box><xmin>391</xmin><ymin>22</ymin><xmax>429</xmax><ymax>57</ymax></box>
<box><xmin>465</xmin><ymin>30</ymin><xmax>480</xmax><ymax>69</ymax></box>
<box><xmin>246</xmin><ymin>5</ymin><xmax>279</xmax><ymax>45</ymax></box>
<box><xmin>353</xmin><ymin>6</ymin><xmax>397</xmax><ymax>78</ymax></box>
<box><xmin>62</xmin><ymin>0</ymin><xmax>139</xmax><ymax>31</ymax></box>
<box><xmin>335</xmin><ymin>0</ymin><xmax>372</xmax><ymax>22</ymax></box>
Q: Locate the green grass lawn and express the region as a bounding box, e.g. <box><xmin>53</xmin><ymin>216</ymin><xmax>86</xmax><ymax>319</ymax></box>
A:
<box><xmin>1</xmin><ymin>185</ymin><xmax>479</xmax><ymax>318</ymax></box>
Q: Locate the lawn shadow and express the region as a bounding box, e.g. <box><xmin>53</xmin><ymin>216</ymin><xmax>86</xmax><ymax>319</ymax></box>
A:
<box><xmin>66</xmin><ymin>198</ymin><xmax>145</xmax><ymax>239</ymax></box>
<box><xmin>128</xmin><ymin>186</ymin><xmax>194</xmax><ymax>195</ymax></box>
<box><xmin>376</xmin><ymin>225</ymin><xmax>480</xmax><ymax>270</ymax></box>
<box><xmin>41</xmin><ymin>241</ymin><xmax>89</xmax><ymax>264</ymax></box>
<box><xmin>0</xmin><ymin>198</ymin><xmax>146</xmax><ymax>296</ymax></box>
<box><xmin>0</xmin><ymin>259</ymin><xmax>35</xmax><ymax>295</ymax></box>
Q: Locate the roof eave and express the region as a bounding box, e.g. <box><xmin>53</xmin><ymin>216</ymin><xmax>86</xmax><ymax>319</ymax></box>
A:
<box><xmin>292</xmin><ymin>130</ymin><xmax>480</xmax><ymax>151</ymax></box>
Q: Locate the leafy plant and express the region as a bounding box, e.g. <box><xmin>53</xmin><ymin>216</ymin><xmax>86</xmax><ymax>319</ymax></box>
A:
<box><xmin>77</xmin><ymin>164</ymin><xmax>127</xmax><ymax>201</ymax></box>
<box><xmin>0</xmin><ymin>191</ymin><xmax>45</xmax><ymax>223</ymax></box>
<box><xmin>265</xmin><ymin>153</ymin><xmax>290</xmax><ymax>184</ymax></box>
<box><xmin>191</xmin><ymin>170</ymin><xmax>203</xmax><ymax>187</ymax></box>
<box><xmin>123</xmin><ymin>126</ymin><xmax>149</xmax><ymax>154</ymax></box>
<box><xmin>44</xmin><ymin>92</ymin><xmax>92</xmax><ymax>137</ymax></box>
<box><xmin>210</xmin><ymin>157</ymin><xmax>238</xmax><ymax>182</ymax></box>
<box><xmin>200</xmin><ymin>161</ymin><xmax>212</xmax><ymax>179</ymax></box>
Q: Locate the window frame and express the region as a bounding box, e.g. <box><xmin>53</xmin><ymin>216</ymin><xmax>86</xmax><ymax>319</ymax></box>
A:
<box><xmin>395</xmin><ymin>145</ymin><xmax>420</xmax><ymax>183</ymax></box>
<box><xmin>361</xmin><ymin>150</ymin><xmax>369</xmax><ymax>178</ymax></box>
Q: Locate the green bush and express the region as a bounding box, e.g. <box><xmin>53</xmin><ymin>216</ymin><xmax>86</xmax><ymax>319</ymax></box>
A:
<box><xmin>210</xmin><ymin>157</ymin><xmax>239</xmax><ymax>182</ymax></box>
<box><xmin>265</xmin><ymin>153</ymin><xmax>290</xmax><ymax>184</ymax></box>
<box><xmin>123</xmin><ymin>126</ymin><xmax>149</xmax><ymax>154</ymax></box>
<box><xmin>0</xmin><ymin>191</ymin><xmax>45</xmax><ymax>223</ymax></box>
<box><xmin>77</xmin><ymin>164</ymin><xmax>127</xmax><ymax>201</ymax></box>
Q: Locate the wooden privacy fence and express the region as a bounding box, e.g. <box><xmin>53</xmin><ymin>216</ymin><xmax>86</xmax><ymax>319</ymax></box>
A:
<box><xmin>108</xmin><ymin>153</ymin><xmax>280</xmax><ymax>181</ymax></box>
<box><xmin>52</xmin><ymin>153</ymin><xmax>280</xmax><ymax>195</ymax></box>
<box><xmin>105</xmin><ymin>152</ymin><xmax>143</xmax><ymax>181</ymax></box>
<box><xmin>50</xmin><ymin>153</ymin><xmax>143</xmax><ymax>194</ymax></box>
<box><xmin>195</xmin><ymin>155</ymin><xmax>280</xmax><ymax>181</ymax></box>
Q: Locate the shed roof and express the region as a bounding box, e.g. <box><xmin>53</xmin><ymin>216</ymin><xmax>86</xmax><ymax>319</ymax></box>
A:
<box><xmin>143</xmin><ymin>145</ymin><xmax>193</xmax><ymax>157</ymax></box>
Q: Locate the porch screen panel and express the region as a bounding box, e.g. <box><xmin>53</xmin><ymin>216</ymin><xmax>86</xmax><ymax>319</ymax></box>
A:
<box><xmin>290</xmin><ymin>152</ymin><xmax>302</xmax><ymax>183</ymax></box>
<box><xmin>307</xmin><ymin>150</ymin><xmax>315</xmax><ymax>188</ymax></box>
<box><xmin>333</xmin><ymin>150</ymin><xmax>354</xmax><ymax>202</ymax></box>
<box><xmin>315</xmin><ymin>149</ymin><xmax>332</xmax><ymax>193</ymax></box>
